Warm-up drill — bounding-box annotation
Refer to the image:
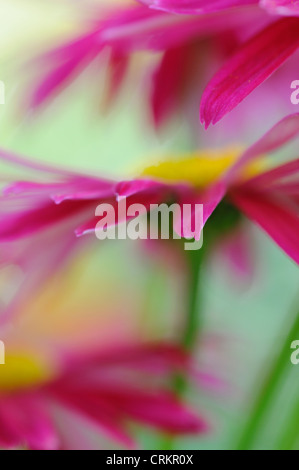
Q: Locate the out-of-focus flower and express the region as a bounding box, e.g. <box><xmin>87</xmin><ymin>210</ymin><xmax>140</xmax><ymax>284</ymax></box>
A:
<box><xmin>139</xmin><ymin>1</ymin><xmax>299</xmax><ymax>127</ymax></box>
<box><xmin>118</xmin><ymin>113</ymin><xmax>299</xmax><ymax>264</ymax></box>
<box><xmin>0</xmin><ymin>114</ymin><xmax>299</xmax><ymax>272</ymax></box>
<box><xmin>29</xmin><ymin>1</ymin><xmax>299</xmax><ymax>129</ymax></box>
<box><xmin>29</xmin><ymin>2</ymin><xmax>268</xmax><ymax>127</ymax></box>
<box><xmin>0</xmin><ymin>342</ymin><xmax>207</xmax><ymax>449</ymax></box>
<box><xmin>0</xmin><ymin>150</ymin><xmax>99</xmax><ymax>326</ymax></box>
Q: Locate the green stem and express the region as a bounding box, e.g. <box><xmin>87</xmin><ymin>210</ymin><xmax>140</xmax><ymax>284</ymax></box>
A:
<box><xmin>184</xmin><ymin>249</ymin><xmax>205</xmax><ymax>350</ymax></box>
<box><xmin>277</xmin><ymin>394</ymin><xmax>299</xmax><ymax>450</ymax></box>
<box><xmin>237</xmin><ymin>300</ymin><xmax>299</xmax><ymax>450</ymax></box>
<box><xmin>173</xmin><ymin>248</ymin><xmax>204</xmax><ymax>396</ymax></box>
<box><xmin>159</xmin><ymin>248</ymin><xmax>204</xmax><ymax>450</ymax></box>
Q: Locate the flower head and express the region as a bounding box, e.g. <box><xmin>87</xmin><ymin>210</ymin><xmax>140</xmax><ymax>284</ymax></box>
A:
<box><xmin>0</xmin><ymin>343</ymin><xmax>206</xmax><ymax>449</ymax></box>
<box><xmin>0</xmin><ymin>114</ymin><xmax>298</xmax><ymax>271</ymax></box>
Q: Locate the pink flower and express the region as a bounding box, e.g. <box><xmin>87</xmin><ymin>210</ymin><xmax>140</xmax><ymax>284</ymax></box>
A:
<box><xmin>1</xmin><ymin>114</ymin><xmax>299</xmax><ymax>267</ymax></box>
<box><xmin>0</xmin><ymin>344</ymin><xmax>206</xmax><ymax>449</ymax></box>
<box><xmin>117</xmin><ymin>114</ymin><xmax>299</xmax><ymax>263</ymax></box>
<box><xmin>30</xmin><ymin>2</ymin><xmax>268</xmax><ymax>127</ymax></box>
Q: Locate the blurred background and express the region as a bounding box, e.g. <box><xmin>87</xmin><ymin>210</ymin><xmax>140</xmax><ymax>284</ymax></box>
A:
<box><xmin>0</xmin><ymin>0</ymin><xmax>298</xmax><ymax>450</ymax></box>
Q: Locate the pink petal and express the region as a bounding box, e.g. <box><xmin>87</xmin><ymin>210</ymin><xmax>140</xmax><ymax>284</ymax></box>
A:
<box><xmin>116</xmin><ymin>178</ymin><xmax>165</xmax><ymax>198</ymax></box>
<box><xmin>0</xmin><ymin>199</ymin><xmax>94</xmax><ymax>241</ymax></box>
<box><xmin>218</xmin><ymin>226</ymin><xmax>255</xmax><ymax>282</ymax></box>
<box><xmin>200</xmin><ymin>18</ymin><xmax>299</xmax><ymax>127</ymax></box>
<box><xmin>0</xmin><ymin>395</ymin><xmax>59</xmax><ymax>450</ymax></box>
<box><xmin>224</xmin><ymin>113</ymin><xmax>299</xmax><ymax>182</ymax></box>
<box><xmin>46</xmin><ymin>343</ymin><xmax>209</xmax><ymax>444</ymax></box>
<box><xmin>242</xmin><ymin>157</ymin><xmax>299</xmax><ymax>188</ymax></box>
<box><xmin>174</xmin><ymin>182</ymin><xmax>226</xmax><ymax>239</ymax></box>
<box><xmin>99</xmin><ymin>389</ymin><xmax>207</xmax><ymax>435</ymax></box>
<box><xmin>51</xmin><ymin>384</ymin><xmax>206</xmax><ymax>439</ymax></box>
<box><xmin>140</xmin><ymin>0</ymin><xmax>258</xmax><ymax>14</ymax></box>
<box><xmin>48</xmin><ymin>387</ymin><xmax>135</xmax><ymax>447</ymax></box>
<box><xmin>31</xmin><ymin>32</ymin><xmax>101</xmax><ymax>109</ymax></box>
<box><xmin>104</xmin><ymin>50</ymin><xmax>129</xmax><ymax>108</ymax></box>
<box><xmin>261</xmin><ymin>0</ymin><xmax>299</xmax><ymax>16</ymax></box>
<box><xmin>151</xmin><ymin>45</ymin><xmax>193</xmax><ymax>127</ymax></box>
<box><xmin>0</xmin><ymin>147</ymin><xmax>74</xmax><ymax>176</ymax></box>
<box><xmin>31</xmin><ymin>4</ymin><xmax>266</xmax><ymax>108</ymax></box>
<box><xmin>75</xmin><ymin>186</ymin><xmax>168</xmax><ymax>237</ymax></box>
<box><xmin>230</xmin><ymin>188</ymin><xmax>299</xmax><ymax>264</ymax></box>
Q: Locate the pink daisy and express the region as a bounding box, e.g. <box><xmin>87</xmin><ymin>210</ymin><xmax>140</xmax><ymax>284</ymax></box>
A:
<box><xmin>0</xmin><ymin>343</ymin><xmax>206</xmax><ymax>449</ymax></box>
<box><xmin>0</xmin><ymin>114</ymin><xmax>298</xmax><ymax>271</ymax></box>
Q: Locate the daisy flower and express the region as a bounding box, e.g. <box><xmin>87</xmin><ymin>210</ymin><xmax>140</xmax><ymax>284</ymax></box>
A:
<box><xmin>0</xmin><ymin>342</ymin><xmax>206</xmax><ymax>449</ymax></box>
<box><xmin>0</xmin><ymin>235</ymin><xmax>210</xmax><ymax>450</ymax></box>
<box><xmin>0</xmin><ymin>114</ymin><xmax>298</xmax><ymax>271</ymax></box>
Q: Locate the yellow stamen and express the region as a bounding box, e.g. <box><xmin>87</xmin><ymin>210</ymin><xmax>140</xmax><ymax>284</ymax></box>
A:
<box><xmin>0</xmin><ymin>353</ymin><xmax>51</xmax><ymax>392</ymax></box>
<box><xmin>142</xmin><ymin>147</ymin><xmax>264</xmax><ymax>188</ymax></box>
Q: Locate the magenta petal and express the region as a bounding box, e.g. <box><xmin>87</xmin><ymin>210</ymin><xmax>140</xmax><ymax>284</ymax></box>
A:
<box><xmin>151</xmin><ymin>45</ymin><xmax>192</xmax><ymax>127</ymax></box>
<box><xmin>140</xmin><ymin>0</ymin><xmax>258</xmax><ymax>14</ymax></box>
<box><xmin>174</xmin><ymin>182</ymin><xmax>226</xmax><ymax>239</ymax></box>
<box><xmin>231</xmin><ymin>188</ymin><xmax>299</xmax><ymax>264</ymax></box>
<box><xmin>31</xmin><ymin>32</ymin><xmax>100</xmax><ymax>109</ymax></box>
<box><xmin>261</xmin><ymin>0</ymin><xmax>299</xmax><ymax>16</ymax></box>
<box><xmin>49</xmin><ymin>387</ymin><xmax>136</xmax><ymax>448</ymax></box>
<box><xmin>116</xmin><ymin>179</ymin><xmax>165</xmax><ymax>198</ymax></box>
<box><xmin>47</xmin><ymin>343</ymin><xmax>208</xmax><ymax>447</ymax></box>
<box><xmin>105</xmin><ymin>390</ymin><xmax>208</xmax><ymax>435</ymax></box>
<box><xmin>76</xmin><ymin>184</ymin><xmax>169</xmax><ymax>237</ymax></box>
<box><xmin>0</xmin><ymin>148</ymin><xmax>74</xmax><ymax>176</ymax></box>
<box><xmin>0</xmin><ymin>199</ymin><xmax>93</xmax><ymax>241</ymax></box>
<box><xmin>200</xmin><ymin>18</ymin><xmax>299</xmax><ymax>127</ymax></box>
<box><xmin>31</xmin><ymin>4</ymin><xmax>267</xmax><ymax>110</ymax></box>
<box><xmin>219</xmin><ymin>226</ymin><xmax>255</xmax><ymax>283</ymax></box>
<box><xmin>224</xmin><ymin>113</ymin><xmax>299</xmax><ymax>182</ymax></box>
<box><xmin>242</xmin><ymin>157</ymin><xmax>299</xmax><ymax>188</ymax></box>
<box><xmin>104</xmin><ymin>50</ymin><xmax>129</xmax><ymax>108</ymax></box>
<box><xmin>0</xmin><ymin>396</ymin><xmax>59</xmax><ymax>450</ymax></box>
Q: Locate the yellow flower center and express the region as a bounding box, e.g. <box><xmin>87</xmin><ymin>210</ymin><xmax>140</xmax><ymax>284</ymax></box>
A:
<box><xmin>0</xmin><ymin>353</ymin><xmax>51</xmax><ymax>392</ymax></box>
<box><xmin>142</xmin><ymin>148</ymin><xmax>263</xmax><ymax>188</ymax></box>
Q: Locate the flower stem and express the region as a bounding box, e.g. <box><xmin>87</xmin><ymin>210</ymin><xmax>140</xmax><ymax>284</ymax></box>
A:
<box><xmin>277</xmin><ymin>397</ymin><xmax>299</xmax><ymax>450</ymax></box>
<box><xmin>173</xmin><ymin>248</ymin><xmax>204</xmax><ymax>396</ymax></box>
<box><xmin>237</xmin><ymin>298</ymin><xmax>299</xmax><ymax>450</ymax></box>
<box><xmin>159</xmin><ymin>247</ymin><xmax>205</xmax><ymax>450</ymax></box>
